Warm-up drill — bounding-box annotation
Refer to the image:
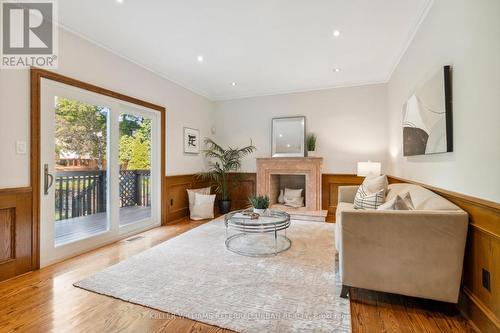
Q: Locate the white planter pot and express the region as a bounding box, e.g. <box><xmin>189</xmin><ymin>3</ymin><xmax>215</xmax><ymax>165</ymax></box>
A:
<box><xmin>308</xmin><ymin>150</ymin><xmax>316</xmax><ymax>157</ymax></box>
<box><xmin>253</xmin><ymin>208</ymin><xmax>266</xmax><ymax>214</ymax></box>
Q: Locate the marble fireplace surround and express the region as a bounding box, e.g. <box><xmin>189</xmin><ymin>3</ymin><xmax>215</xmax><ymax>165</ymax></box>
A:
<box><xmin>256</xmin><ymin>157</ymin><xmax>323</xmax><ymax>211</ymax></box>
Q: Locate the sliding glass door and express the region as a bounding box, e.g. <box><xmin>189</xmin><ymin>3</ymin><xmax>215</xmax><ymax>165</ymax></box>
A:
<box><xmin>118</xmin><ymin>107</ymin><xmax>159</xmax><ymax>234</ymax></box>
<box><xmin>40</xmin><ymin>79</ymin><xmax>161</xmax><ymax>267</ymax></box>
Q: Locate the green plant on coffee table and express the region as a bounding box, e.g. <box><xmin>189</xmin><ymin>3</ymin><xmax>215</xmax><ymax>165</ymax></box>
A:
<box><xmin>306</xmin><ymin>133</ymin><xmax>317</xmax><ymax>151</ymax></box>
<box><xmin>249</xmin><ymin>195</ymin><xmax>270</xmax><ymax>209</ymax></box>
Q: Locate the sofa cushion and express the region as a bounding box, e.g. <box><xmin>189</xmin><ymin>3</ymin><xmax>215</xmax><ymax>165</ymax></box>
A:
<box><xmin>386</xmin><ymin>184</ymin><xmax>460</xmax><ymax>210</ymax></box>
<box><xmin>362</xmin><ymin>174</ymin><xmax>388</xmax><ymax>194</ymax></box>
<box><xmin>354</xmin><ymin>185</ymin><xmax>385</xmax><ymax>210</ymax></box>
<box><xmin>377</xmin><ymin>192</ymin><xmax>415</xmax><ymax>210</ymax></box>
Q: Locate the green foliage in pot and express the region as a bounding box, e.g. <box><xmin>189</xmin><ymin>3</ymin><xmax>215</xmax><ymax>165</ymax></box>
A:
<box><xmin>306</xmin><ymin>133</ymin><xmax>317</xmax><ymax>151</ymax></box>
<box><xmin>249</xmin><ymin>195</ymin><xmax>270</xmax><ymax>209</ymax></box>
<box><xmin>197</xmin><ymin>138</ymin><xmax>256</xmax><ymax>200</ymax></box>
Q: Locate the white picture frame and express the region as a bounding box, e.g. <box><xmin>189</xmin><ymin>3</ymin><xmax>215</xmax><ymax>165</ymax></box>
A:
<box><xmin>183</xmin><ymin>127</ymin><xmax>200</xmax><ymax>154</ymax></box>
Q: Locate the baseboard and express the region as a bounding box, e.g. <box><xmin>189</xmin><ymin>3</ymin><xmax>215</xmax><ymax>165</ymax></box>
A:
<box><xmin>166</xmin><ymin>208</ymin><xmax>190</xmax><ymax>223</ymax></box>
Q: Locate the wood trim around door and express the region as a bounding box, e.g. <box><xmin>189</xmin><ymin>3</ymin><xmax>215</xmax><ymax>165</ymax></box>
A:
<box><xmin>30</xmin><ymin>68</ymin><xmax>167</xmax><ymax>269</ymax></box>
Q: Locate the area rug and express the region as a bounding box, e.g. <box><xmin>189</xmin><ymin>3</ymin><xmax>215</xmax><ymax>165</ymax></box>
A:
<box><xmin>74</xmin><ymin>218</ymin><xmax>351</xmax><ymax>332</ymax></box>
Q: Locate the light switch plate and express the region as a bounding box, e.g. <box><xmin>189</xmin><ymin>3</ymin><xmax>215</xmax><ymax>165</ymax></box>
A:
<box><xmin>16</xmin><ymin>141</ymin><xmax>27</xmax><ymax>154</ymax></box>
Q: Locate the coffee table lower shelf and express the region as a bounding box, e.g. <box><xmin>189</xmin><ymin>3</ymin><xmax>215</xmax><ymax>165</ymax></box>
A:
<box><xmin>225</xmin><ymin>232</ymin><xmax>291</xmax><ymax>257</ymax></box>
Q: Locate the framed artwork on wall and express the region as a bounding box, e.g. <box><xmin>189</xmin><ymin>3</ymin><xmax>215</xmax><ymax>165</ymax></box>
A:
<box><xmin>402</xmin><ymin>65</ymin><xmax>453</xmax><ymax>156</ymax></box>
<box><xmin>183</xmin><ymin>127</ymin><xmax>200</xmax><ymax>154</ymax></box>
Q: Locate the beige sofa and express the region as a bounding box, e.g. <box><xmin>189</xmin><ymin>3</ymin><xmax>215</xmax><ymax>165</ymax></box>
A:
<box><xmin>335</xmin><ymin>183</ymin><xmax>468</xmax><ymax>303</ymax></box>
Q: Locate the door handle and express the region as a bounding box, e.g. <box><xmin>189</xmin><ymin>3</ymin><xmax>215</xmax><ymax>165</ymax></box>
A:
<box><xmin>44</xmin><ymin>164</ymin><xmax>54</xmax><ymax>195</ymax></box>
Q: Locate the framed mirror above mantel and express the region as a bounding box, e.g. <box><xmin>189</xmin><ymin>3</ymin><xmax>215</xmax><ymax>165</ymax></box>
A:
<box><xmin>271</xmin><ymin>116</ymin><xmax>306</xmax><ymax>157</ymax></box>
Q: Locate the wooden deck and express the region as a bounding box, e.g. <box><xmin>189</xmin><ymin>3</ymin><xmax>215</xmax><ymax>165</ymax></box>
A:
<box><xmin>55</xmin><ymin>206</ymin><xmax>151</xmax><ymax>246</ymax></box>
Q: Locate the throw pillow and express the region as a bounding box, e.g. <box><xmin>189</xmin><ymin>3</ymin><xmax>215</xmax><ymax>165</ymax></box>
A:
<box><xmin>362</xmin><ymin>174</ymin><xmax>388</xmax><ymax>195</ymax></box>
<box><xmin>397</xmin><ymin>192</ymin><xmax>415</xmax><ymax>210</ymax></box>
<box><xmin>377</xmin><ymin>192</ymin><xmax>415</xmax><ymax>210</ymax></box>
<box><xmin>187</xmin><ymin>187</ymin><xmax>211</xmax><ymax>210</ymax></box>
<box><xmin>377</xmin><ymin>196</ymin><xmax>397</xmax><ymax>210</ymax></box>
<box><xmin>284</xmin><ymin>188</ymin><xmax>303</xmax><ymax>201</ymax></box>
<box><xmin>353</xmin><ymin>184</ymin><xmax>385</xmax><ymax>210</ymax></box>
<box><xmin>284</xmin><ymin>196</ymin><xmax>304</xmax><ymax>208</ymax></box>
<box><xmin>190</xmin><ymin>193</ymin><xmax>215</xmax><ymax>220</ymax></box>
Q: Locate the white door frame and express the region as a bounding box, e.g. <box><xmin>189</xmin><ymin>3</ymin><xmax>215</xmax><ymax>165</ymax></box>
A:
<box><xmin>40</xmin><ymin>78</ymin><xmax>161</xmax><ymax>267</ymax></box>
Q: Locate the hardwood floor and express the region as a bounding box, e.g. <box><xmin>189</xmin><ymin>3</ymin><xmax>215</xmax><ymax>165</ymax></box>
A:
<box><xmin>0</xmin><ymin>219</ymin><xmax>477</xmax><ymax>333</ymax></box>
<box><xmin>349</xmin><ymin>288</ymin><xmax>478</xmax><ymax>333</ymax></box>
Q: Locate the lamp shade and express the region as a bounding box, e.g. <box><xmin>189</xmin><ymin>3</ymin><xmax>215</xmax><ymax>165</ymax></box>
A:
<box><xmin>357</xmin><ymin>161</ymin><xmax>381</xmax><ymax>177</ymax></box>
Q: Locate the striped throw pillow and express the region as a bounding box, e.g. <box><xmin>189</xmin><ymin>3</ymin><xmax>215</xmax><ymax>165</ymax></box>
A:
<box><xmin>353</xmin><ymin>184</ymin><xmax>385</xmax><ymax>210</ymax></box>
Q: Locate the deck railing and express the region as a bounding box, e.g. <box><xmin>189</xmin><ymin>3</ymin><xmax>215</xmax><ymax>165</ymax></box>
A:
<box><xmin>55</xmin><ymin>170</ymin><xmax>151</xmax><ymax>221</ymax></box>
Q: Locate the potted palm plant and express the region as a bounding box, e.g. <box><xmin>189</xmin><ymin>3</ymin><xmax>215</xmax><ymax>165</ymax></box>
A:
<box><xmin>197</xmin><ymin>138</ymin><xmax>256</xmax><ymax>214</ymax></box>
<box><xmin>306</xmin><ymin>133</ymin><xmax>317</xmax><ymax>157</ymax></box>
<box><xmin>249</xmin><ymin>195</ymin><xmax>270</xmax><ymax>214</ymax></box>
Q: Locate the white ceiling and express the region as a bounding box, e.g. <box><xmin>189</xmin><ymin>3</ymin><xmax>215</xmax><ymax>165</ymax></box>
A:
<box><xmin>58</xmin><ymin>0</ymin><xmax>432</xmax><ymax>101</ymax></box>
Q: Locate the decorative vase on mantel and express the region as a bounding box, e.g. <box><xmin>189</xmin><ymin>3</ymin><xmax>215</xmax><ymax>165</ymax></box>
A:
<box><xmin>307</xmin><ymin>150</ymin><xmax>316</xmax><ymax>157</ymax></box>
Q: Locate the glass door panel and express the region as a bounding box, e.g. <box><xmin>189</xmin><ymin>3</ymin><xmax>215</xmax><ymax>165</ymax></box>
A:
<box><xmin>53</xmin><ymin>97</ymin><xmax>110</xmax><ymax>246</ymax></box>
<box><xmin>118</xmin><ymin>113</ymin><xmax>152</xmax><ymax>226</ymax></box>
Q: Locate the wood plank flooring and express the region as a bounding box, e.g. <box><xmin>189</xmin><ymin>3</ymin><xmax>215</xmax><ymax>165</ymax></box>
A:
<box><xmin>349</xmin><ymin>288</ymin><xmax>478</xmax><ymax>333</ymax></box>
<box><xmin>0</xmin><ymin>219</ymin><xmax>478</xmax><ymax>333</ymax></box>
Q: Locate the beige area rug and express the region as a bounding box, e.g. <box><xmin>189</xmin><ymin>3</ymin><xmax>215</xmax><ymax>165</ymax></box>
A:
<box><xmin>75</xmin><ymin>218</ymin><xmax>351</xmax><ymax>332</ymax></box>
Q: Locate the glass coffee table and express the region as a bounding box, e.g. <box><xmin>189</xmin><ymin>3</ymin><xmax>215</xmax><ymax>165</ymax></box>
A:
<box><xmin>224</xmin><ymin>209</ymin><xmax>291</xmax><ymax>257</ymax></box>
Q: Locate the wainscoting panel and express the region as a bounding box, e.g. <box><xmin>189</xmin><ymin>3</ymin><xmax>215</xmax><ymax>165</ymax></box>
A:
<box><xmin>226</xmin><ymin>173</ymin><xmax>256</xmax><ymax>211</ymax></box>
<box><xmin>321</xmin><ymin>174</ymin><xmax>364</xmax><ymax>222</ymax></box>
<box><xmin>388</xmin><ymin>176</ymin><xmax>500</xmax><ymax>333</ymax></box>
<box><xmin>0</xmin><ymin>208</ymin><xmax>15</xmax><ymax>262</ymax></box>
<box><xmin>164</xmin><ymin>175</ymin><xmax>209</xmax><ymax>223</ymax></box>
<box><xmin>0</xmin><ymin>187</ymin><xmax>33</xmax><ymax>282</ymax></box>
<box><xmin>164</xmin><ymin>173</ymin><xmax>256</xmax><ymax>222</ymax></box>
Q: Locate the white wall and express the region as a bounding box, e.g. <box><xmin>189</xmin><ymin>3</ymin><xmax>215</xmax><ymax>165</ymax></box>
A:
<box><xmin>2</xmin><ymin>1</ymin><xmax>498</xmax><ymax>203</ymax></box>
<box><xmin>387</xmin><ymin>0</ymin><xmax>500</xmax><ymax>202</ymax></box>
<box><xmin>0</xmin><ymin>28</ymin><xmax>214</xmax><ymax>188</ymax></box>
<box><xmin>214</xmin><ymin>84</ymin><xmax>389</xmax><ymax>173</ymax></box>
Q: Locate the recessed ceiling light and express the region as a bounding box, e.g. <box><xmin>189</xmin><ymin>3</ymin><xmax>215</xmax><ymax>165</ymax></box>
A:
<box><xmin>116</xmin><ymin>0</ymin><xmax>124</xmax><ymax>3</ymax></box>
<box><xmin>197</xmin><ymin>55</ymin><xmax>204</xmax><ymax>63</ymax></box>
<box><xmin>231</xmin><ymin>82</ymin><xmax>237</xmax><ymax>87</ymax></box>
<box><xmin>333</xmin><ymin>30</ymin><xmax>341</xmax><ymax>38</ymax></box>
<box><xmin>333</xmin><ymin>68</ymin><xmax>342</xmax><ymax>72</ymax></box>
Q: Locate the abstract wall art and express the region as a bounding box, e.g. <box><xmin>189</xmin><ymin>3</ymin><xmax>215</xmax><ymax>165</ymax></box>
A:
<box><xmin>402</xmin><ymin>65</ymin><xmax>453</xmax><ymax>156</ymax></box>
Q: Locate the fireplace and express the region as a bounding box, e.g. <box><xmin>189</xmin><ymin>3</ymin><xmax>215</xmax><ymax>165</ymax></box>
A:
<box><xmin>270</xmin><ymin>174</ymin><xmax>306</xmax><ymax>206</ymax></box>
<box><xmin>256</xmin><ymin>157</ymin><xmax>324</xmax><ymax>216</ymax></box>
